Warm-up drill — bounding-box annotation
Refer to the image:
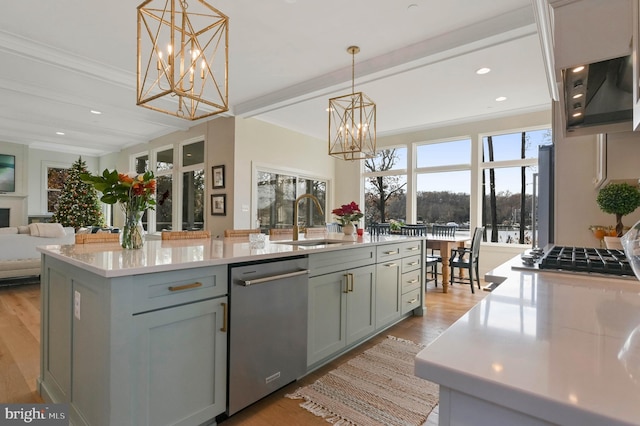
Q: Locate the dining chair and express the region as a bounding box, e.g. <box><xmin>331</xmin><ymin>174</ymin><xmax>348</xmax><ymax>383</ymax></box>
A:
<box><xmin>449</xmin><ymin>227</ymin><xmax>484</xmax><ymax>293</ymax></box>
<box><xmin>432</xmin><ymin>224</ymin><xmax>457</xmax><ymax>237</ymax></box>
<box><xmin>325</xmin><ymin>222</ymin><xmax>342</xmax><ymax>233</ymax></box>
<box><xmin>269</xmin><ymin>228</ymin><xmax>293</xmax><ymax>237</ymax></box>
<box><xmin>399</xmin><ymin>224</ymin><xmax>428</xmax><ymax>236</ymax></box>
<box><xmin>305</xmin><ymin>227</ymin><xmax>327</xmax><ymax>237</ymax></box>
<box><xmin>224</xmin><ymin>229</ymin><xmax>262</xmax><ymax>238</ymax></box>
<box><xmin>369</xmin><ymin>223</ymin><xmax>391</xmax><ymax>236</ymax></box>
<box><xmin>161</xmin><ymin>230</ymin><xmax>211</xmax><ymax>240</ymax></box>
<box><xmin>429</xmin><ymin>224</ymin><xmax>457</xmax><ymax>286</ymax></box>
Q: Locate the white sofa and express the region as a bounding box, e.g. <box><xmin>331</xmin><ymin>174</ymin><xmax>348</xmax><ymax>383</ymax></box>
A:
<box><xmin>0</xmin><ymin>223</ymin><xmax>75</xmax><ymax>280</ymax></box>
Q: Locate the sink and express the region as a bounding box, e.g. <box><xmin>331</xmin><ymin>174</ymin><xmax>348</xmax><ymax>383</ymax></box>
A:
<box><xmin>272</xmin><ymin>239</ymin><xmax>346</xmax><ymax>246</ymax></box>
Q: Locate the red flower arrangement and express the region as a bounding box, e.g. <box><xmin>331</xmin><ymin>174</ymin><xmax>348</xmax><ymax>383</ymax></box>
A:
<box><xmin>332</xmin><ymin>201</ymin><xmax>364</xmax><ymax>225</ymax></box>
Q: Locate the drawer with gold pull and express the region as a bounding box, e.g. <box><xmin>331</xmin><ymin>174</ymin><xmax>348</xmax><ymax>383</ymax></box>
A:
<box><xmin>132</xmin><ymin>265</ymin><xmax>227</xmax><ymax>313</ymax></box>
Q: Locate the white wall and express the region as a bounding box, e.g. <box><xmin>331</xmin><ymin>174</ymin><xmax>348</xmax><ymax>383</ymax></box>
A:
<box><xmin>234</xmin><ymin>117</ymin><xmax>335</xmax><ymax>230</ymax></box>
<box><xmin>554</xmin><ymin>109</ymin><xmax>640</xmax><ymax>246</ymax></box>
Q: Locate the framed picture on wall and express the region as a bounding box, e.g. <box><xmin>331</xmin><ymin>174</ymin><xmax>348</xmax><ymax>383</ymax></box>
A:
<box><xmin>212</xmin><ymin>165</ymin><xmax>225</xmax><ymax>189</ymax></box>
<box><xmin>211</xmin><ymin>194</ymin><xmax>226</xmax><ymax>216</ymax></box>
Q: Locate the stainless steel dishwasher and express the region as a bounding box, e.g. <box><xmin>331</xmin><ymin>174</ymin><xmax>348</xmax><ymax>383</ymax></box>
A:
<box><xmin>227</xmin><ymin>256</ymin><xmax>309</xmax><ymax>416</ymax></box>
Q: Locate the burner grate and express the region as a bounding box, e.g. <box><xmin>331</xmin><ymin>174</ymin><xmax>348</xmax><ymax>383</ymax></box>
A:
<box><xmin>539</xmin><ymin>246</ymin><xmax>632</xmax><ymax>276</ymax></box>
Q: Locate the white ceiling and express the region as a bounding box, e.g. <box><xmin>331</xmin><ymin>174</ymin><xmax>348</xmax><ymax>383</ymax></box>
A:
<box><xmin>0</xmin><ymin>0</ymin><xmax>552</xmax><ymax>157</ymax></box>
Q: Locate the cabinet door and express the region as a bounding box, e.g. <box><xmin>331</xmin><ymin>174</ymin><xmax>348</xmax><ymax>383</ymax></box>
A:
<box><xmin>375</xmin><ymin>260</ymin><xmax>401</xmax><ymax>328</ymax></box>
<box><xmin>132</xmin><ymin>297</ymin><xmax>227</xmax><ymax>426</ymax></box>
<box><xmin>308</xmin><ymin>272</ymin><xmax>348</xmax><ymax>366</ymax></box>
<box><xmin>345</xmin><ymin>265</ymin><xmax>376</xmax><ymax>345</ymax></box>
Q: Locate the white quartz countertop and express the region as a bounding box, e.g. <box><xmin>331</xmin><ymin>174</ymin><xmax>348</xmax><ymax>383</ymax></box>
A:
<box><xmin>37</xmin><ymin>232</ymin><xmax>419</xmax><ymax>278</ymax></box>
<box><xmin>415</xmin><ymin>256</ymin><xmax>640</xmax><ymax>425</ymax></box>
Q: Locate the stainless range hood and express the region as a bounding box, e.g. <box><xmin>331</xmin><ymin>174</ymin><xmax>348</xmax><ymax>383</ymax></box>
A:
<box><xmin>562</xmin><ymin>55</ymin><xmax>633</xmax><ymax>136</ymax></box>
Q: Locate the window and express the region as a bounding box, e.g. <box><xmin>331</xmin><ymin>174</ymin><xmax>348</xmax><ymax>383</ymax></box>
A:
<box><xmin>481</xmin><ymin>129</ymin><xmax>551</xmax><ymax>244</ymax></box>
<box><xmin>154</xmin><ymin>147</ymin><xmax>174</xmax><ymax>232</ymax></box>
<box><xmin>255</xmin><ymin>168</ymin><xmax>328</xmax><ymax>232</ymax></box>
<box><xmin>181</xmin><ymin>141</ymin><xmax>204</xmax><ymax>230</ymax></box>
<box><xmin>415</xmin><ymin>139</ymin><xmax>471</xmax><ymax>234</ymax></box>
<box><xmin>46</xmin><ymin>165</ymin><xmax>68</xmax><ymax>213</ymax></box>
<box><xmin>363</xmin><ymin>147</ymin><xmax>407</xmax><ymax>226</ymax></box>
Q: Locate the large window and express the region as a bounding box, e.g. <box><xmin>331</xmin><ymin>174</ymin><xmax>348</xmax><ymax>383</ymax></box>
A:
<box><xmin>154</xmin><ymin>147</ymin><xmax>174</xmax><ymax>231</ymax></box>
<box><xmin>481</xmin><ymin>129</ymin><xmax>551</xmax><ymax>244</ymax></box>
<box><xmin>181</xmin><ymin>141</ymin><xmax>204</xmax><ymax>230</ymax></box>
<box><xmin>256</xmin><ymin>168</ymin><xmax>327</xmax><ymax>232</ymax></box>
<box><xmin>416</xmin><ymin>139</ymin><xmax>471</xmax><ymax>234</ymax></box>
<box><xmin>363</xmin><ymin>147</ymin><xmax>407</xmax><ymax>226</ymax></box>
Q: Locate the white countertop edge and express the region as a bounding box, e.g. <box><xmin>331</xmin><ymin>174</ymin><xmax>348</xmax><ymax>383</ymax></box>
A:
<box><xmin>415</xmin><ymin>353</ymin><xmax>635</xmax><ymax>426</ymax></box>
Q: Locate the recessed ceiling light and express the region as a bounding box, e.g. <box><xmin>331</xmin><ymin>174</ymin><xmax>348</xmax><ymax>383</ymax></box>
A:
<box><xmin>495</xmin><ymin>96</ymin><xmax>507</xmax><ymax>102</ymax></box>
<box><xmin>572</xmin><ymin>111</ymin><xmax>583</xmax><ymax>117</ymax></box>
<box><xmin>572</xmin><ymin>65</ymin><xmax>585</xmax><ymax>73</ymax></box>
<box><xmin>572</xmin><ymin>93</ymin><xmax>584</xmax><ymax>99</ymax></box>
<box><xmin>56</xmin><ymin>132</ymin><xmax>65</xmax><ymax>136</ymax></box>
<box><xmin>90</xmin><ymin>110</ymin><xmax>102</xmax><ymax>115</ymax></box>
<box><xmin>476</xmin><ymin>67</ymin><xmax>491</xmax><ymax>75</ymax></box>
<box><xmin>408</xmin><ymin>3</ymin><xmax>418</xmax><ymax>10</ymax></box>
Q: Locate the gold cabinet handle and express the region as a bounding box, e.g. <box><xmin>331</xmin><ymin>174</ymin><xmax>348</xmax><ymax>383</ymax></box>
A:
<box><xmin>168</xmin><ymin>281</ymin><xmax>203</xmax><ymax>292</ymax></box>
<box><xmin>220</xmin><ymin>302</ymin><xmax>227</xmax><ymax>332</ymax></box>
<box><xmin>343</xmin><ymin>274</ymin><xmax>350</xmax><ymax>293</ymax></box>
<box><xmin>407</xmin><ymin>261</ymin><xmax>419</xmax><ymax>266</ymax></box>
<box><xmin>385</xmin><ymin>263</ymin><xmax>397</xmax><ymax>268</ymax></box>
<box><xmin>349</xmin><ymin>273</ymin><xmax>354</xmax><ymax>292</ymax></box>
<box><xmin>407</xmin><ymin>279</ymin><xmax>419</xmax><ymax>284</ymax></box>
<box><xmin>384</xmin><ymin>250</ymin><xmax>397</xmax><ymax>255</ymax></box>
<box><xmin>407</xmin><ymin>298</ymin><xmax>418</xmax><ymax>304</ymax></box>
<box><xmin>406</xmin><ymin>246</ymin><xmax>419</xmax><ymax>251</ymax></box>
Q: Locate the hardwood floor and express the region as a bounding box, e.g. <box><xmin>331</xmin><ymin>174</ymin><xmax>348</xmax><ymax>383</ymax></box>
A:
<box><xmin>0</xmin><ymin>281</ymin><xmax>488</xmax><ymax>424</ymax></box>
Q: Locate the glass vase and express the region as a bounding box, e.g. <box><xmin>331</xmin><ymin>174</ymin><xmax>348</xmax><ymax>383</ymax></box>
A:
<box><xmin>122</xmin><ymin>208</ymin><xmax>145</xmax><ymax>249</ymax></box>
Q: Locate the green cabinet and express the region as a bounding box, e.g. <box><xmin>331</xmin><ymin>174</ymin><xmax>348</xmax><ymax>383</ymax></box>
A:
<box><xmin>38</xmin><ymin>255</ymin><xmax>228</xmax><ymax>426</ymax></box>
<box><xmin>307</xmin><ymin>264</ymin><xmax>376</xmax><ymax>367</ymax></box>
<box><xmin>132</xmin><ymin>297</ymin><xmax>227</xmax><ymax>426</ymax></box>
<box><xmin>375</xmin><ymin>259</ymin><xmax>401</xmax><ymax>328</ymax></box>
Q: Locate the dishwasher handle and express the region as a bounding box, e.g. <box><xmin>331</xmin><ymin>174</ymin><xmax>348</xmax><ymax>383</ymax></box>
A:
<box><xmin>238</xmin><ymin>269</ymin><xmax>309</xmax><ymax>286</ymax></box>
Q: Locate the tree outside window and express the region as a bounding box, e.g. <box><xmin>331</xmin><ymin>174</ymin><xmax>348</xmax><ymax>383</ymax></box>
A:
<box><xmin>364</xmin><ymin>148</ymin><xmax>407</xmax><ymax>226</ymax></box>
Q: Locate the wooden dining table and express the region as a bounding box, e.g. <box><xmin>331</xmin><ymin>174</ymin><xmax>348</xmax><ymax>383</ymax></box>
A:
<box><xmin>427</xmin><ymin>234</ymin><xmax>472</xmax><ymax>293</ymax></box>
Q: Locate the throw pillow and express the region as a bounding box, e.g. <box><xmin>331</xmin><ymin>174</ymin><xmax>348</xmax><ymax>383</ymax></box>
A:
<box><xmin>17</xmin><ymin>225</ymin><xmax>31</xmax><ymax>234</ymax></box>
<box><xmin>28</xmin><ymin>223</ymin><xmax>66</xmax><ymax>238</ymax></box>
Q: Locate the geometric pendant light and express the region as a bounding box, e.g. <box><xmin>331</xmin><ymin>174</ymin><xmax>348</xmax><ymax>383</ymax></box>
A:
<box><xmin>328</xmin><ymin>46</ymin><xmax>376</xmax><ymax>160</ymax></box>
<box><xmin>137</xmin><ymin>0</ymin><xmax>229</xmax><ymax>120</ymax></box>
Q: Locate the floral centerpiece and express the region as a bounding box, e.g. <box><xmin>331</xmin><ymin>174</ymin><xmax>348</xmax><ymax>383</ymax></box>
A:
<box><xmin>81</xmin><ymin>169</ymin><xmax>156</xmax><ymax>249</ymax></box>
<box><xmin>332</xmin><ymin>201</ymin><xmax>364</xmax><ymax>235</ymax></box>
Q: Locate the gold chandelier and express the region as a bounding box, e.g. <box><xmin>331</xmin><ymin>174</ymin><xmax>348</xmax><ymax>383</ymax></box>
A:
<box><xmin>137</xmin><ymin>0</ymin><xmax>229</xmax><ymax>120</ymax></box>
<box><xmin>328</xmin><ymin>46</ymin><xmax>376</xmax><ymax>160</ymax></box>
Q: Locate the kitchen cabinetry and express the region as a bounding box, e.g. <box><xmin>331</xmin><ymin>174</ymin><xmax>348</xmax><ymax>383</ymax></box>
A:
<box><xmin>307</xmin><ymin>265</ymin><xmax>376</xmax><ymax>366</ymax></box>
<box><xmin>307</xmin><ymin>241</ymin><xmax>424</xmax><ymax>368</ymax></box>
<box><xmin>375</xmin><ymin>240</ymin><xmax>423</xmax><ymax>327</ymax></box>
<box><xmin>39</xmin><ymin>256</ymin><xmax>228</xmax><ymax>426</ymax></box>
<box><xmin>132</xmin><ymin>298</ymin><xmax>227</xmax><ymax>426</ymax></box>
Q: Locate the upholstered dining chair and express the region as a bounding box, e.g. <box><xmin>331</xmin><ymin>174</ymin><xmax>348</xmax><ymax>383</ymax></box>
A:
<box><xmin>449</xmin><ymin>227</ymin><xmax>484</xmax><ymax>293</ymax></box>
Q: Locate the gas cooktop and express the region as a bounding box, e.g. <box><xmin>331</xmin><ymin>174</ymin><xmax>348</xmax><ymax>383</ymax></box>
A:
<box><xmin>537</xmin><ymin>245</ymin><xmax>633</xmax><ymax>277</ymax></box>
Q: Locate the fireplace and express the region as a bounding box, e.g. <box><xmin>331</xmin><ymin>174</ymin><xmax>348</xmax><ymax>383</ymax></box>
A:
<box><xmin>0</xmin><ymin>208</ymin><xmax>8</xmax><ymax>227</ymax></box>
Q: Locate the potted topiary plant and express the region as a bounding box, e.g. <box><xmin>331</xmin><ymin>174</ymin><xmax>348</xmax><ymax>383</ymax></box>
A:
<box><xmin>596</xmin><ymin>182</ymin><xmax>640</xmax><ymax>237</ymax></box>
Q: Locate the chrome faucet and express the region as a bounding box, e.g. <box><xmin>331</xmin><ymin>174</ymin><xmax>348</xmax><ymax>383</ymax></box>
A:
<box><xmin>292</xmin><ymin>194</ymin><xmax>324</xmax><ymax>240</ymax></box>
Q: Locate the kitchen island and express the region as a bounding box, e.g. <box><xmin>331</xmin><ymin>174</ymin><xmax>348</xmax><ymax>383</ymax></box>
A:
<box><xmin>37</xmin><ymin>233</ymin><xmax>426</xmax><ymax>426</ymax></box>
<box><xmin>415</xmin><ymin>255</ymin><xmax>640</xmax><ymax>426</ymax></box>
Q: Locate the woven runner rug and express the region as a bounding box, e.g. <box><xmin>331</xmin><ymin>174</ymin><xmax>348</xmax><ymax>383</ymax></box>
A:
<box><xmin>286</xmin><ymin>335</ymin><xmax>438</xmax><ymax>426</ymax></box>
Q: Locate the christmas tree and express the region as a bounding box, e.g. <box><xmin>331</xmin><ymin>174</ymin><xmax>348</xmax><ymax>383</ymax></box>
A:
<box><xmin>51</xmin><ymin>157</ymin><xmax>106</xmax><ymax>229</ymax></box>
